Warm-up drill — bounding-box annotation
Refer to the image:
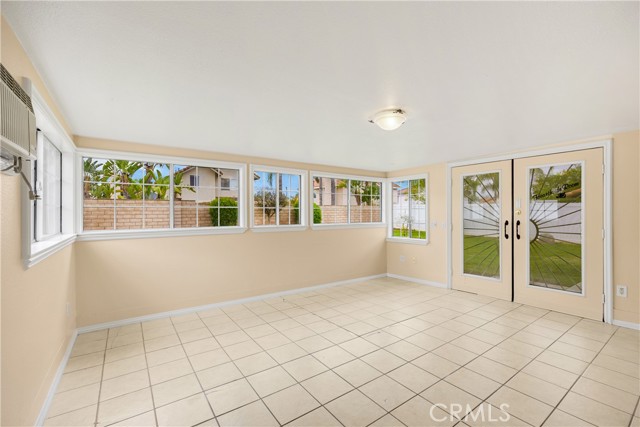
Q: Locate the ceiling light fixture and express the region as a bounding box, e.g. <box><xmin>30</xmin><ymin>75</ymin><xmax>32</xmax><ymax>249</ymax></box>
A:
<box><xmin>369</xmin><ymin>108</ymin><xmax>407</xmax><ymax>131</ymax></box>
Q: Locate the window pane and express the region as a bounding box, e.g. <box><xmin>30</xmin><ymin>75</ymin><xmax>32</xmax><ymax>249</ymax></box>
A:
<box><xmin>83</xmin><ymin>166</ymin><xmax>115</xmax><ymax>231</ymax></box>
<box><xmin>40</xmin><ymin>137</ymin><xmax>61</xmax><ymax>238</ymax></box>
<box><xmin>143</xmin><ymin>204</ymin><xmax>170</xmax><ymax>229</ymax></box>
<box><xmin>254</xmin><ymin>171</ymin><xmax>300</xmax><ymax>226</ymax></box>
<box><xmin>209</xmin><ymin>195</ymin><xmax>239</xmax><ymax>227</ymax></box>
<box><xmin>174</xmin><ymin>207</ymin><xmax>196</xmax><ymax>228</ymax></box>
<box><xmin>409</xmin><ymin>179</ymin><xmax>427</xmax><ymax>239</ymax></box>
<box><xmin>312</xmin><ymin>177</ymin><xmax>348</xmax><ymax>224</ymax></box>
<box><xmin>392</xmin><ymin>178</ymin><xmax>427</xmax><ymax>239</ymax></box>
<box><xmin>279</xmin><ymin>208</ymin><xmax>296</xmax><ymax>225</ymax></box>
<box><xmin>254</xmin><ymin>172</ymin><xmax>277</xmax><ymax>226</ymax></box>
<box><xmin>115</xmin><ymin>198</ymin><xmax>143</xmax><ymax>230</ymax></box>
<box><xmin>143</xmin><ymin>183</ymin><xmax>170</xmax><ymax>229</ymax></box>
<box><xmin>174</xmin><ymin>165</ymin><xmax>241</xmax><ymax>228</ymax></box>
<box><xmin>108</xmin><ymin>159</ymin><xmax>143</xmax><ymax>184</ymax></box>
<box><xmin>218</xmin><ymin>168</ymin><xmax>239</xmax><ymax>193</ymax></box>
<box><xmin>392</xmin><ymin>180</ymin><xmax>409</xmax><ymax>237</ymax></box>
<box><xmin>350</xmin><ymin>180</ymin><xmax>382</xmax><ymax>223</ymax></box>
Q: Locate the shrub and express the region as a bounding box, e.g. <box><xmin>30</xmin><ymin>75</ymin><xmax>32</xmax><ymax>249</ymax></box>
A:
<box><xmin>313</xmin><ymin>203</ymin><xmax>322</xmax><ymax>224</ymax></box>
<box><xmin>209</xmin><ymin>197</ymin><xmax>238</xmax><ymax>226</ymax></box>
<box><xmin>292</xmin><ymin>200</ymin><xmax>322</xmax><ymax>224</ymax></box>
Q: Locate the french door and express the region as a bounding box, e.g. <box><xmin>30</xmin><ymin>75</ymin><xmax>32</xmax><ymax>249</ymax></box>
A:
<box><xmin>452</xmin><ymin>149</ymin><xmax>604</xmax><ymax>321</ymax></box>
<box><xmin>452</xmin><ymin>160</ymin><xmax>513</xmax><ymax>300</ymax></box>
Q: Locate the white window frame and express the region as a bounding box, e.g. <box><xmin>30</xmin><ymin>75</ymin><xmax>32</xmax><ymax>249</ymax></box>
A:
<box><xmin>250</xmin><ymin>165</ymin><xmax>307</xmax><ymax>232</ymax></box>
<box><xmin>76</xmin><ymin>148</ymin><xmax>247</xmax><ymax>241</ymax></box>
<box><xmin>386</xmin><ymin>173</ymin><xmax>429</xmax><ymax>245</ymax></box>
<box><xmin>310</xmin><ymin>171</ymin><xmax>386</xmax><ymax>230</ymax></box>
<box><xmin>22</xmin><ymin>80</ymin><xmax>76</xmax><ymax>268</ymax></box>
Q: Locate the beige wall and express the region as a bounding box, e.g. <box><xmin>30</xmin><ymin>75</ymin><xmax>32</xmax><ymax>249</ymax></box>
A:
<box><xmin>387</xmin><ymin>163</ymin><xmax>448</xmax><ymax>285</ymax></box>
<box><xmin>1</xmin><ymin>17</ymin><xmax>77</xmax><ymax>427</ymax></box>
<box><xmin>386</xmin><ymin>132</ymin><xmax>640</xmax><ymax>324</ymax></box>
<box><xmin>611</xmin><ymin>131</ymin><xmax>640</xmax><ymax>323</ymax></box>
<box><xmin>74</xmin><ymin>136</ymin><xmax>387</xmax><ymax>326</ymax></box>
<box><xmin>75</xmin><ymin>228</ymin><xmax>386</xmax><ymax>325</ymax></box>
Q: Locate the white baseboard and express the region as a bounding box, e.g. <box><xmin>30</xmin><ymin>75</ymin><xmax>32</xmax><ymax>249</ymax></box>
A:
<box><xmin>35</xmin><ymin>329</ymin><xmax>78</xmax><ymax>426</ymax></box>
<box><xmin>386</xmin><ymin>273</ymin><xmax>449</xmax><ymax>289</ymax></box>
<box><xmin>77</xmin><ymin>273</ymin><xmax>387</xmax><ymax>334</ymax></box>
<box><xmin>612</xmin><ymin>319</ymin><xmax>640</xmax><ymax>331</ymax></box>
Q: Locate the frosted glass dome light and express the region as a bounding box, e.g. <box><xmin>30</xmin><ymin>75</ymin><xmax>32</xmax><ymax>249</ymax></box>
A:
<box><xmin>369</xmin><ymin>108</ymin><xmax>407</xmax><ymax>131</ymax></box>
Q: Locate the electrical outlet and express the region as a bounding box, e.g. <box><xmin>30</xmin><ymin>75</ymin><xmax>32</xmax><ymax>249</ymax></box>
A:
<box><xmin>66</xmin><ymin>302</ymin><xmax>71</xmax><ymax>317</ymax></box>
<box><xmin>399</xmin><ymin>255</ymin><xmax>406</xmax><ymax>263</ymax></box>
<box><xmin>616</xmin><ymin>285</ymin><xmax>628</xmax><ymax>298</ymax></box>
<box><xmin>411</xmin><ymin>256</ymin><xmax>417</xmax><ymax>264</ymax></box>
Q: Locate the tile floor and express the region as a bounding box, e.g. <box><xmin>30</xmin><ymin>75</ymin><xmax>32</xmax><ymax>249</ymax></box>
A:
<box><xmin>45</xmin><ymin>277</ymin><xmax>640</xmax><ymax>427</ymax></box>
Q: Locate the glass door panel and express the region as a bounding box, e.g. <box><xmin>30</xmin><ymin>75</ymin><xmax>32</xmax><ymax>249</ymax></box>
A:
<box><xmin>452</xmin><ymin>161</ymin><xmax>512</xmax><ymax>301</ymax></box>
<box><xmin>463</xmin><ymin>172</ymin><xmax>502</xmax><ymax>279</ymax></box>
<box><xmin>528</xmin><ymin>162</ymin><xmax>583</xmax><ymax>293</ymax></box>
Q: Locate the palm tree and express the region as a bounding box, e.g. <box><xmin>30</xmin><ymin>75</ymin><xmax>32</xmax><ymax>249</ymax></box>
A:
<box><xmin>102</xmin><ymin>160</ymin><xmax>143</xmax><ymax>199</ymax></box>
<box><xmin>83</xmin><ymin>158</ymin><xmax>101</xmax><ymax>198</ymax></box>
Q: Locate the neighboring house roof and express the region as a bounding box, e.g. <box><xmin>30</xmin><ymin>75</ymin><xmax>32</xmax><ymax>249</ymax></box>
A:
<box><xmin>179</xmin><ymin>166</ymin><xmax>224</xmax><ymax>176</ymax></box>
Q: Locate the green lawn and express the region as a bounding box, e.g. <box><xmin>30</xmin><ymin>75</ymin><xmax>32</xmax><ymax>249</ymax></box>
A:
<box><xmin>463</xmin><ymin>236</ymin><xmax>500</xmax><ymax>278</ymax></box>
<box><xmin>392</xmin><ymin>228</ymin><xmax>427</xmax><ymax>239</ymax></box>
<box><xmin>529</xmin><ymin>237</ymin><xmax>582</xmax><ymax>289</ymax></box>
<box><xmin>463</xmin><ymin>235</ymin><xmax>582</xmax><ymax>289</ymax></box>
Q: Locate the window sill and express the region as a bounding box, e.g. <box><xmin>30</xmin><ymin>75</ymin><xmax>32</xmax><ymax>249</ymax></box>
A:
<box><xmin>77</xmin><ymin>227</ymin><xmax>247</xmax><ymax>242</ymax></box>
<box><xmin>26</xmin><ymin>233</ymin><xmax>76</xmax><ymax>269</ymax></box>
<box><xmin>312</xmin><ymin>223</ymin><xmax>386</xmax><ymax>231</ymax></box>
<box><xmin>250</xmin><ymin>225</ymin><xmax>308</xmax><ymax>233</ymax></box>
<box><xmin>386</xmin><ymin>237</ymin><xmax>429</xmax><ymax>246</ymax></box>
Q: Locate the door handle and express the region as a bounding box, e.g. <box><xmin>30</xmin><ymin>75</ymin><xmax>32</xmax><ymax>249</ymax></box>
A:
<box><xmin>504</xmin><ymin>220</ymin><xmax>509</xmax><ymax>240</ymax></box>
<box><xmin>516</xmin><ymin>220</ymin><xmax>521</xmax><ymax>240</ymax></box>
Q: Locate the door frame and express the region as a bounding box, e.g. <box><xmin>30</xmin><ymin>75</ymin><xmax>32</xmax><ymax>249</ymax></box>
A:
<box><xmin>446</xmin><ymin>138</ymin><xmax>613</xmax><ymax>323</ymax></box>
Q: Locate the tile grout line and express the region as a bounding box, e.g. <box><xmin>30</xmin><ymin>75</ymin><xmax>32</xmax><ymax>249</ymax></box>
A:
<box><xmin>43</xmin><ymin>298</ymin><xmax>600</xmax><ymax>424</ymax></box>
<box><xmin>628</xmin><ymin>396</ymin><xmax>640</xmax><ymax>427</ymax></box>
<box><xmin>92</xmin><ymin>337</ymin><xmax>109</xmax><ymax>427</ymax></box>
<box><xmin>53</xmin><ymin>279</ymin><xmax>637</xmax><ymax>427</ymax></box>
<box><xmin>408</xmin><ymin>298</ymin><xmax>544</xmax><ymax>425</ymax></box>
<box><xmin>67</xmin><ymin>284</ymin><xmax>581</xmax><ymax>425</ymax></box>
<box><xmin>139</xmin><ymin>323</ymin><xmax>160</xmax><ymax>427</ymax></box>
<box><xmin>197</xmin><ymin>308</ymin><xmax>326</xmax><ymax>427</ymax></box>
<box><xmin>275</xmin><ymin>283</ymin><xmax>529</xmax><ymax>427</ymax></box>
<box><xmin>171</xmin><ymin>315</ymin><xmax>219</xmax><ymax>426</ymax></box>
<box><xmin>537</xmin><ymin>322</ymin><xmax>620</xmax><ymax>427</ymax></box>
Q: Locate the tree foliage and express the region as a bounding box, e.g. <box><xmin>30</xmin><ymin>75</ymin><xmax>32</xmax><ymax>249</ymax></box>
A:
<box><xmin>530</xmin><ymin>165</ymin><xmax>581</xmax><ymax>202</ymax></box>
<box><xmin>291</xmin><ymin>199</ymin><xmax>322</xmax><ymax>224</ymax></box>
<box><xmin>209</xmin><ymin>197</ymin><xmax>239</xmax><ymax>227</ymax></box>
<box><xmin>83</xmin><ymin>158</ymin><xmax>194</xmax><ymax>200</ymax></box>
<box><xmin>337</xmin><ymin>180</ymin><xmax>381</xmax><ymax>206</ymax></box>
<box><xmin>463</xmin><ymin>173</ymin><xmax>500</xmax><ymax>204</ymax></box>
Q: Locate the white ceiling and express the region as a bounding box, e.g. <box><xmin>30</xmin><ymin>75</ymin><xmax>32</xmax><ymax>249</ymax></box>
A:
<box><xmin>3</xmin><ymin>2</ymin><xmax>638</xmax><ymax>171</ymax></box>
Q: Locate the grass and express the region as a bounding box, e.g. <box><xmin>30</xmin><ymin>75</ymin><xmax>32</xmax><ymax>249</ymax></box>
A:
<box><xmin>463</xmin><ymin>235</ymin><xmax>582</xmax><ymax>289</ymax></box>
<box><xmin>392</xmin><ymin>228</ymin><xmax>427</xmax><ymax>239</ymax></box>
<box><xmin>463</xmin><ymin>236</ymin><xmax>500</xmax><ymax>278</ymax></box>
